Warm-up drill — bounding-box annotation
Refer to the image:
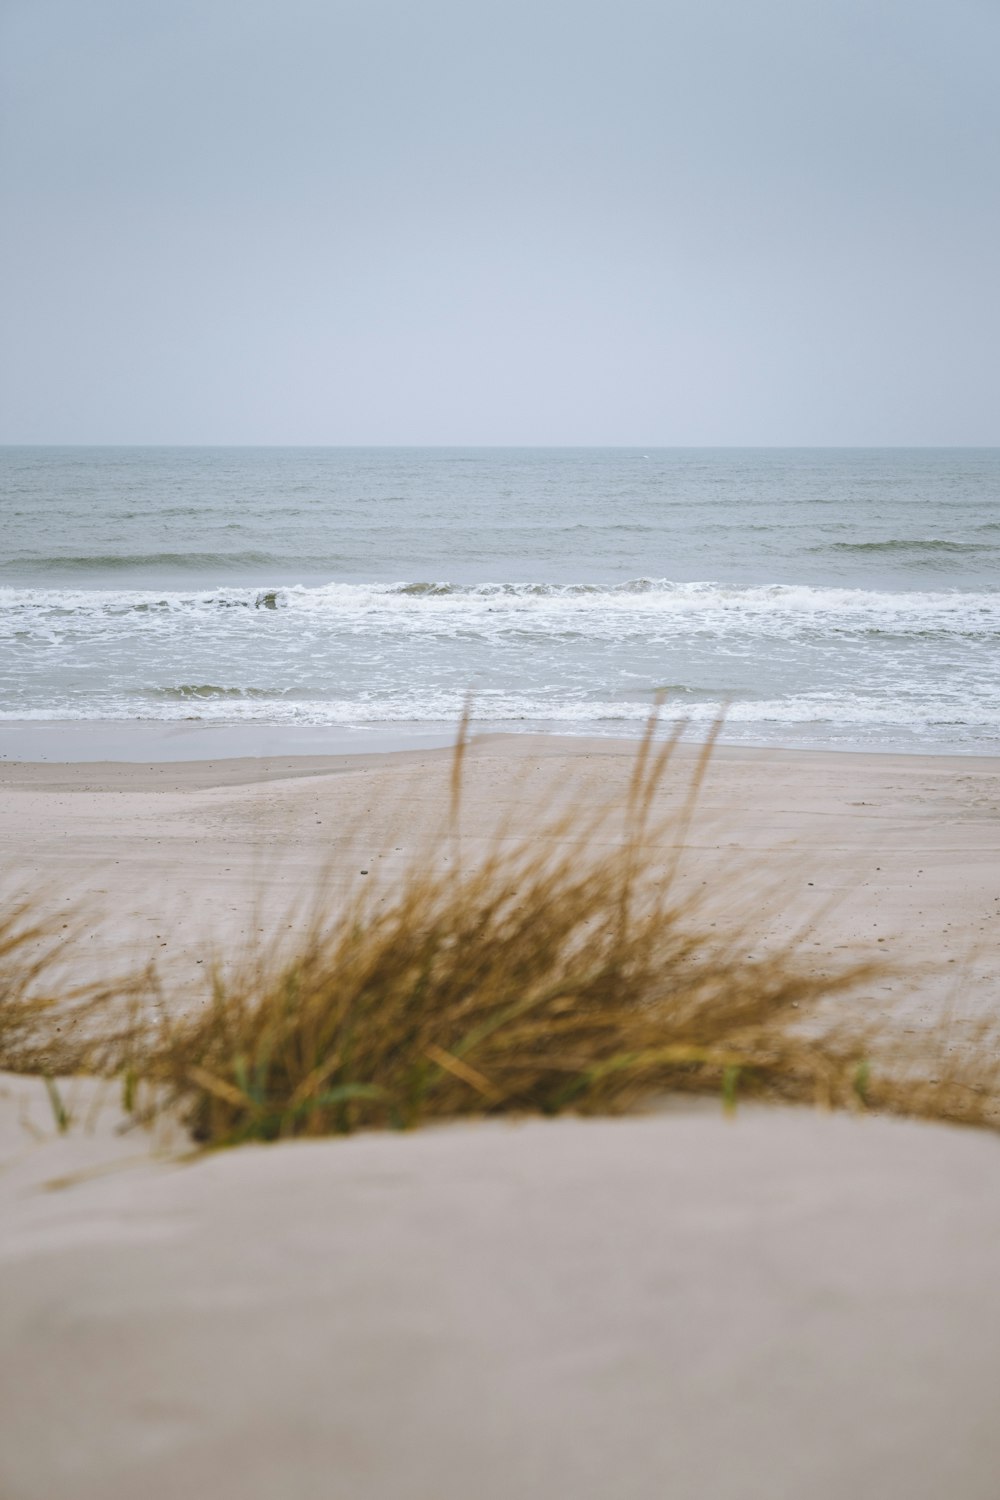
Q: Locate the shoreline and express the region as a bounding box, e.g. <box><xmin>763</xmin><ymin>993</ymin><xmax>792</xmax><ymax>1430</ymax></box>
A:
<box><xmin>2</xmin><ymin>717</ymin><xmax>1000</xmax><ymax>764</ymax></box>
<box><xmin>0</xmin><ymin>719</ymin><xmax>461</xmax><ymax>763</ymax></box>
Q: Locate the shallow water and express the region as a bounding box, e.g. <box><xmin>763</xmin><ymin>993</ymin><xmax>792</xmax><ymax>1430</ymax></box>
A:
<box><xmin>2</xmin><ymin>447</ymin><xmax>998</xmax><ymax>751</ymax></box>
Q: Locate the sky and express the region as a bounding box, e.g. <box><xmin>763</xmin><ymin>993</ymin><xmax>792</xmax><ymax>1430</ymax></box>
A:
<box><xmin>1</xmin><ymin>0</ymin><xmax>998</xmax><ymax>446</ymax></box>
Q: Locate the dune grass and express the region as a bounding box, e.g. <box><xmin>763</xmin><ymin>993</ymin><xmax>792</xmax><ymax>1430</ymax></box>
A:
<box><xmin>0</xmin><ymin>896</ymin><xmax>137</xmax><ymax>1077</ymax></box>
<box><xmin>2</xmin><ymin>715</ymin><xmax>998</xmax><ymax>1144</ymax></box>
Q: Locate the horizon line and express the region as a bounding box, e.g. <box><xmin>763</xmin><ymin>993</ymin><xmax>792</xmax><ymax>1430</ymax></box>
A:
<box><xmin>3</xmin><ymin>442</ymin><xmax>999</xmax><ymax>452</ymax></box>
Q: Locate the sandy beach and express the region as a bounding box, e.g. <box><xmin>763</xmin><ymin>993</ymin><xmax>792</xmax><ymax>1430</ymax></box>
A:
<box><xmin>2</xmin><ymin>730</ymin><xmax>998</xmax><ymax>1013</ymax></box>
<box><xmin>1</xmin><ymin>733</ymin><xmax>999</xmax><ymax>1496</ymax></box>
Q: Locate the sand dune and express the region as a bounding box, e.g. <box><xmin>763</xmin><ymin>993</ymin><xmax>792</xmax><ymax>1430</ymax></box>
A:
<box><xmin>2</xmin><ymin>734</ymin><xmax>1000</xmax><ymax>1497</ymax></box>
<box><xmin>2</xmin><ymin>1072</ymin><xmax>1000</xmax><ymax>1500</ymax></box>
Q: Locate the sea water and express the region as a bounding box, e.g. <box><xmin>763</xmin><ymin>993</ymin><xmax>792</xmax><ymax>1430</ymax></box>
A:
<box><xmin>1</xmin><ymin>447</ymin><xmax>998</xmax><ymax>752</ymax></box>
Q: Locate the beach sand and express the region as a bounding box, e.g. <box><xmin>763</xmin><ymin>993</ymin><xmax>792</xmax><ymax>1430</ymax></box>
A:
<box><xmin>2</xmin><ymin>732</ymin><xmax>998</xmax><ymax>1013</ymax></box>
<box><xmin>2</xmin><ymin>734</ymin><xmax>1000</xmax><ymax>1497</ymax></box>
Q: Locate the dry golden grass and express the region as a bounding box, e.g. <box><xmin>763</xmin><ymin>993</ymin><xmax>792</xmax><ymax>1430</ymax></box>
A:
<box><xmin>0</xmin><ymin>895</ymin><xmax>137</xmax><ymax>1077</ymax></box>
<box><xmin>0</xmin><ymin>897</ymin><xmax>68</xmax><ymax>1073</ymax></box>
<box><xmin>2</xmin><ymin>714</ymin><xmax>998</xmax><ymax>1143</ymax></box>
<box><xmin>859</xmin><ymin>1010</ymin><xmax>1000</xmax><ymax>1131</ymax></box>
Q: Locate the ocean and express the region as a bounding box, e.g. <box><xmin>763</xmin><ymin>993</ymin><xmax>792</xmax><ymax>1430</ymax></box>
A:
<box><xmin>2</xmin><ymin>446</ymin><xmax>998</xmax><ymax>753</ymax></box>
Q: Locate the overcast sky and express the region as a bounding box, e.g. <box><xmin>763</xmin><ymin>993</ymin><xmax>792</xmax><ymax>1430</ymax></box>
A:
<box><xmin>1</xmin><ymin>0</ymin><xmax>997</xmax><ymax>445</ymax></box>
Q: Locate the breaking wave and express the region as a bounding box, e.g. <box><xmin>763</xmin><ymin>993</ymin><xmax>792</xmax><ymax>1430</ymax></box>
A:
<box><xmin>3</xmin><ymin>578</ymin><xmax>998</xmax><ymax>643</ymax></box>
<box><xmin>3</xmin><ymin>578</ymin><xmax>998</xmax><ymax>752</ymax></box>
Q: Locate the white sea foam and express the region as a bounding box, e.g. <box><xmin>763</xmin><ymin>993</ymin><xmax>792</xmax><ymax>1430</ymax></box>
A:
<box><xmin>3</xmin><ymin>447</ymin><xmax>1000</xmax><ymax>751</ymax></box>
<box><xmin>4</xmin><ymin>691</ymin><xmax>999</xmax><ymax>750</ymax></box>
<box><xmin>4</xmin><ymin>578</ymin><xmax>999</xmax><ymax>637</ymax></box>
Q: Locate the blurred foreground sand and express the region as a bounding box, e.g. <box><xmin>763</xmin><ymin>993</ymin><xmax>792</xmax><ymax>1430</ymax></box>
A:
<box><xmin>2</xmin><ymin>1073</ymin><xmax>999</xmax><ymax>1500</ymax></box>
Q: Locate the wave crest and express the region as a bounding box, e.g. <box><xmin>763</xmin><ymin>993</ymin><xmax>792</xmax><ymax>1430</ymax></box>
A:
<box><xmin>820</xmin><ymin>539</ymin><xmax>994</xmax><ymax>559</ymax></box>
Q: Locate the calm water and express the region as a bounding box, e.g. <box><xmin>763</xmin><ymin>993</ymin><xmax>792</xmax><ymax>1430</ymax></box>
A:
<box><xmin>2</xmin><ymin>447</ymin><xmax>999</xmax><ymax>751</ymax></box>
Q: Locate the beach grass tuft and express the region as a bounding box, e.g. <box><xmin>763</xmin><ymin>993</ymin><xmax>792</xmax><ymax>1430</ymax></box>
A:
<box><xmin>3</xmin><ymin>714</ymin><xmax>998</xmax><ymax>1143</ymax></box>
<box><xmin>96</xmin><ymin>715</ymin><xmax>887</xmax><ymax>1143</ymax></box>
<box><xmin>0</xmin><ymin>893</ymin><xmax>142</xmax><ymax>1078</ymax></box>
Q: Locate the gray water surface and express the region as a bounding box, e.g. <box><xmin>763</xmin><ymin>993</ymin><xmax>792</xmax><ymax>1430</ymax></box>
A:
<box><xmin>2</xmin><ymin>447</ymin><xmax>998</xmax><ymax>751</ymax></box>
